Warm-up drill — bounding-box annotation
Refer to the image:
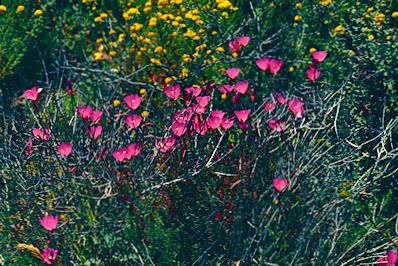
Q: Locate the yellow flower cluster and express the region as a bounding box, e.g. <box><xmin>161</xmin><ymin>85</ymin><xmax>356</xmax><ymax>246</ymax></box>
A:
<box><xmin>319</xmin><ymin>0</ymin><xmax>332</xmax><ymax>6</ymax></box>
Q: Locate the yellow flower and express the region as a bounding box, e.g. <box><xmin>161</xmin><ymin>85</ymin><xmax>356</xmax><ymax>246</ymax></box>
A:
<box><xmin>216</xmin><ymin>47</ymin><xmax>225</xmax><ymax>53</ymax></box>
<box><xmin>94</xmin><ymin>52</ymin><xmax>104</xmax><ymax>61</ymax></box>
<box><xmin>309</xmin><ymin>47</ymin><xmax>317</xmax><ymax>53</ymax></box>
<box><xmin>113</xmin><ymin>99</ymin><xmax>121</xmax><ymax>107</ymax></box>
<box><xmin>139</xmin><ymin>88</ymin><xmax>147</xmax><ymax>95</ymax></box>
<box><xmin>172</xmin><ymin>21</ymin><xmax>179</xmax><ymax>26</ymax></box>
<box><xmin>289</xmin><ymin>66</ymin><xmax>295</xmax><ymax>72</ymax></box>
<box><xmin>386</xmin><ymin>35</ymin><xmax>392</xmax><ymax>40</ymax></box>
<box><xmin>295</xmin><ymin>3</ymin><xmax>303</xmax><ymax>8</ymax></box>
<box><xmin>294</xmin><ymin>15</ymin><xmax>302</xmax><ymax>22</ymax></box>
<box><xmin>16</xmin><ymin>6</ymin><xmax>25</xmax><ymax>13</ymax></box>
<box><xmin>319</xmin><ymin>0</ymin><xmax>332</xmax><ymax>6</ymax></box>
<box><xmin>392</xmin><ymin>11</ymin><xmax>398</xmax><ymax>18</ymax></box>
<box><xmin>154</xmin><ymin>46</ymin><xmax>164</xmax><ymax>53</ymax></box>
<box><xmin>141</xmin><ymin>111</ymin><xmax>149</xmax><ymax>117</ymax></box>
<box><xmin>348</xmin><ymin>50</ymin><xmax>355</xmax><ymax>56</ymax></box>
<box><xmin>109</xmin><ymin>51</ymin><xmax>117</xmax><ymax>57</ymax></box>
<box><xmin>0</xmin><ymin>5</ymin><xmax>7</xmax><ymax>12</ymax></box>
<box><xmin>221</xmin><ymin>11</ymin><xmax>229</xmax><ymax>18</ymax></box>
<box><xmin>333</xmin><ymin>25</ymin><xmax>345</xmax><ymax>35</ymax></box>
<box><xmin>34</xmin><ymin>9</ymin><xmax>43</xmax><ymax>16</ymax></box>
<box><xmin>180</xmin><ymin>68</ymin><xmax>189</xmax><ymax>78</ymax></box>
<box><xmin>100</xmin><ymin>13</ymin><xmax>108</xmax><ymax>19</ymax></box>
<box><xmin>221</xmin><ymin>93</ymin><xmax>227</xmax><ymax>100</ymax></box>
<box><xmin>211</xmin><ymin>31</ymin><xmax>218</xmax><ymax>35</ymax></box>
<box><xmin>368</xmin><ymin>34</ymin><xmax>374</xmax><ymax>40</ymax></box>
<box><xmin>94</xmin><ymin>17</ymin><xmax>102</xmax><ymax>23</ymax></box>
<box><xmin>374</xmin><ymin>13</ymin><xmax>385</xmax><ymax>23</ymax></box>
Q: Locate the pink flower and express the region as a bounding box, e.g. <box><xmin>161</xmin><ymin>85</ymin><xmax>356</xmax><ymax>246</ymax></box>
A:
<box><xmin>225</xmin><ymin>68</ymin><xmax>240</xmax><ymax>80</ymax></box>
<box><xmin>234</xmin><ymin>81</ymin><xmax>249</xmax><ymax>94</ymax></box>
<box><xmin>228</xmin><ymin>36</ymin><xmax>250</xmax><ymax>53</ymax></box>
<box><xmin>377</xmin><ymin>256</ymin><xmax>387</xmax><ymax>266</ymax></box>
<box><xmin>77</xmin><ymin>105</ymin><xmax>93</xmax><ymax>120</ymax></box>
<box><xmin>57</xmin><ymin>142</ymin><xmax>72</xmax><ymax>158</ymax></box>
<box><xmin>126</xmin><ymin>143</ymin><xmax>142</xmax><ymax>158</ymax></box>
<box><xmin>32</xmin><ymin>128</ymin><xmax>51</xmax><ymax>140</ymax></box>
<box><xmin>306</xmin><ymin>65</ymin><xmax>320</xmax><ymax>82</ymax></box>
<box><xmin>164</xmin><ymin>84</ymin><xmax>181</xmax><ymax>100</ymax></box>
<box><xmin>236</xmin><ymin>36</ymin><xmax>250</xmax><ymax>46</ymax></box>
<box><xmin>41</xmin><ymin>248</ymin><xmax>58</xmax><ymax>265</ymax></box>
<box><xmin>124</xmin><ymin>94</ymin><xmax>142</xmax><ymax>110</ymax></box>
<box><xmin>88</xmin><ymin>125</ymin><xmax>102</xmax><ymax>140</ymax></box>
<box><xmin>256</xmin><ymin>57</ymin><xmax>270</xmax><ymax>71</ymax></box>
<box><xmin>311</xmin><ymin>51</ymin><xmax>328</xmax><ymax>64</ymax></box>
<box><xmin>112</xmin><ymin>146</ymin><xmax>129</xmax><ymax>162</ymax></box>
<box><xmin>269</xmin><ymin>59</ymin><xmax>284</xmax><ymax>75</ymax></box>
<box><xmin>219</xmin><ymin>85</ymin><xmax>234</xmax><ymax>94</ymax></box>
<box><xmin>234</xmin><ymin>109</ymin><xmax>251</xmax><ymax>123</ymax></box>
<box><xmin>221</xmin><ymin>117</ymin><xmax>235</xmax><ymax>130</ymax></box>
<box><xmin>268</xmin><ymin>119</ymin><xmax>287</xmax><ymax>132</ymax></box>
<box><xmin>23</xmin><ymin>86</ymin><xmax>43</xmax><ymax>102</ymax></box>
<box><xmin>157</xmin><ymin>137</ymin><xmax>176</xmax><ymax>153</ymax></box>
<box><xmin>387</xmin><ymin>250</ymin><xmax>398</xmax><ymax>264</ymax></box>
<box><xmin>196</xmin><ymin>96</ymin><xmax>211</xmax><ymax>107</ymax></box>
<box><xmin>172</xmin><ymin>122</ymin><xmax>187</xmax><ymax>137</ymax></box>
<box><xmin>211</xmin><ymin>110</ymin><xmax>226</xmax><ymax>118</ymax></box>
<box><xmin>25</xmin><ymin>139</ymin><xmax>33</xmax><ymax>155</ymax></box>
<box><xmin>273</xmin><ymin>178</ymin><xmax>288</xmax><ymax>192</ymax></box>
<box><xmin>206</xmin><ymin>111</ymin><xmax>225</xmax><ymax>129</ymax></box>
<box><xmin>276</xmin><ymin>93</ymin><xmax>285</xmax><ymax>105</ymax></box>
<box><xmin>185</xmin><ymin>87</ymin><xmax>202</xmax><ymax>97</ymax></box>
<box><xmin>39</xmin><ymin>214</ymin><xmax>58</xmax><ymax>232</ymax></box>
<box><xmin>262</xmin><ymin>101</ymin><xmax>276</xmax><ymax>113</ymax></box>
<box><xmin>90</xmin><ymin>110</ymin><xmax>103</xmax><ymax>124</ymax></box>
<box><xmin>288</xmin><ymin>99</ymin><xmax>305</xmax><ymax>119</ymax></box>
<box><xmin>125</xmin><ymin>114</ymin><xmax>142</xmax><ymax>129</ymax></box>
<box><xmin>192</xmin><ymin>115</ymin><xmax>208</xmax><ymax>135</ymax></box>
<box><xmin>228</xmin><ymin>40</ymin><xmax>240</xmax><ymax>53</ymax></box>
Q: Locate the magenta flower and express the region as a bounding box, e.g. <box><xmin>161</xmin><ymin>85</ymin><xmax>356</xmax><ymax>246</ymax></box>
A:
<box><xmin>206</xmin><ymin>111</ymin><xmax>225</xmax><ymax>129</ymax></box>
<box><xmin>174</xmin><ymin>108</ymin><xmax>193</xmax><ymax>124</ymax></box>
<box><xmin>273</xmin><ymin>178</ymin><xmax>288</xmax><ymax>192</ymax></box>
<box><xmin>41</xmin><ymin>248</ymin><xmax>58</xmax><ymax>265</ymax></box>
<box><xmin>88</xmin><ymin>125</ymin><xmax>102</xmax><ymax>140</ymax></box>
<box><xmin>306</xmin><ymin>65</ymin><xmax>320</xmax><ymax>82</ymax></box>
<box><xmin>90</xmin><ymin>110</ymin><xmax>103</xmax><ymax>124</ymax></box>
<box><xmin>126</xmin><ymin>143</ymin><xmax>142</xmax><ymax>158</ymax></box>
<box><xmin>276</xmin><ymin>93</ymin><xmax>285</xmax><ymax>105</ymax></box>
<box><xmin>39</xmin><ymin>214</ymin><xmax>58</xmax><ymax>232</ymax></box>
<box><xmin>228</xmin><ymin>36</ymin><xmax>250</xmax><ymax>53</ymax></box>
<box><xmin>288</xmin><ymin>99</ymin><xmax>305</xmax><ymax>119</ymax></box>
<box><xmin>268</xmin><ymin>119</ymin><xmax>287</xmax><ymax>132</ymax></box>
<box><xmin>124</xmin><ymin>94</ymin><xmax>142</xmax><ymax>110</ymax></box>
<box><xmin>262</xmin><ymin>100</ymin><xmax>276</xmax><ymax>113</ymax></box>
<box><xmin>185</xmin><ymin>87</ymin><xmax>202</xmax><ymax>97</ymax></box>
<box><xmin>234</xmin><ymin>81</ymin><xmax>249</xmax><ymax>94</ymax></box>
<box><xmin>192</xmin><ymin>115</ymin><xmax>208</xmax><ymax>135</ymax></box>
<box><xmin>32</xmin><ymin>128</ymin><xmax>51</xmax><ymax>140</ymax></box>
<box><xmin>234</xmin><ymin>109</ymin><xmax>251</xmax><ymax>123</ymax></box>
<box><xmin>219</xmin><ymin>85</ymin><xmax>234</xmax><ymax>94</ymax></box>
<box><xmin>25</xmin><ymin>138</ymin><xmax>33</xmax><ymax>155</ymax></box>
<box><xmin>196</xmin><ymin>96</ymin><xmax>211</xmax><ymax>107</ymax></box>
<box><xmin>164</xmin><ymin>84</ymin><xmax>181</xmax><ymax>100</ymax></box>
<box><xmin>172</xmin><ymin>122</ymin><xmax>187</xmax><ymax>137</ymax></box>
<box><xmin>236</xmin><ymin>36</ymin><xmax>250</xmax><ymax>46</ymax></box>
<box><xmin>311</xmin><ymin>51</ymin><xmax>328</xmax><ymax>64</ymax></box>
<box><xmin>112</xmin><ymin>146</ymin><xmax>128</xmax><ymax>162</ymax></box>
<box><xmin>221</xmin><ymin>117</ymin><xmax>235</xmax><ymax>130</ymax></box>
<box><xmin>387</xmin><ymin>250</ymin><xmax>398</xmax><ymax>265</ymax></box>
<box><xmin>211</xmin><ymin>110</ymin><xmax>226</xmax><ymax>118</ymax></box>
<box><xmin>157</xmin><ymin>137</ymin><xmax>176</xmax><ymax>153</ymax></box>
<box><xmin>225</xmin><ymin>68</ymin><xmax>240</xmax><ymax>80</ymax></box>
<box><xmin>125</xmin><ymin>114</ymin><xmax>142</xmax><ymax>129</ymax></box>
<box><xmin>269</xmin><ymin>59</ymin><xmax>284</xmax><ymax>75</ymax></box>
<box><xmin>57</xmin><ymin>142</ymin><xmax>72</xmax><ymax>158</ymax></box>
<box><xmin>256</xmin><ymin>57</ymin><xmax>270</xmax><ymax>71</ymax></box>
<box><xmin>23</xmin><ymin>86</ymin><xmax>43</xmax><ymax>102</ymax></box>
<box><xmin>77</xmin><ymin>105</ymin><xmax>93</xmax><ymax>120</ymax></box>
